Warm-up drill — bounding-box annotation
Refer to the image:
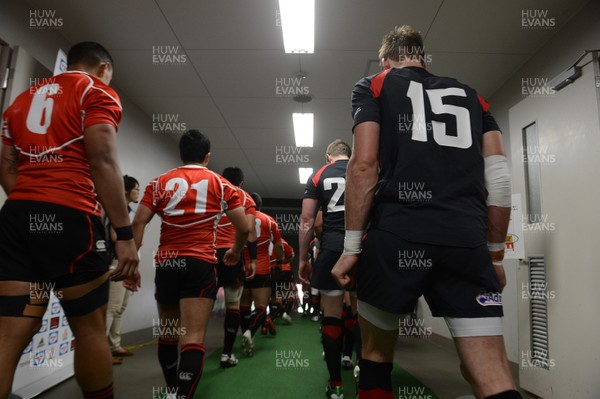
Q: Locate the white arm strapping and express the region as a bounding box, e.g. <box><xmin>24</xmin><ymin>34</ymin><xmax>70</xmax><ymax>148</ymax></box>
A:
<box><xmin>484</xmin><ymin>155</ymin><xmax>511</xmax><ymax>208</ymax></box>
<box><xmin>343</xmin><ymin>230</ymin><xmax>364</xmax><ymax>256</ymax></box>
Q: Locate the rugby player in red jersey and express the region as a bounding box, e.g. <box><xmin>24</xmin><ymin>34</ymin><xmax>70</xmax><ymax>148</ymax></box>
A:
<box><xmin>269</xmin><ymin>237</ymin><xmax>295</xmax><ymax>326</ymax></box>
<box><xmin>239</xmin><ymin>192</ymin><xmax>283</xmax><ymax>356</ymax></box>
<box><xmin>215</xmin><ymin>167</ymin><xmax>257</xmax><ymax>368</ymax></box>
<box><xmin>0</xmin><ymin>42</ymin><xmax>138</xmax><ymax>399</ymax></box>
<box><xmin>133</xmin><ymin>130</ymin><xmax>249</xmax><ymax>399</ymax></box>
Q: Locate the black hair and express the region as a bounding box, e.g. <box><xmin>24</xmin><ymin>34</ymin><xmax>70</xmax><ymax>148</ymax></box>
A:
<box><xmin>67</xmin><ymin>42</ymin><xmax>114</xmax><ymax>68</ymax></box>
<box><xmin>250</xmin><ymin>192</ymin><xmax>262</xmax><ymax>211</ymax></box>
<box><xmin>222</xmin><ymin>167</ymin><xmax>244</xmax><ymax>187</ymax></box>
<box><xmin>123</xmin><ymin>175</ymin><xmax>139</xmax><ymax>193</ymax></box>
<box><xmin>179</xmin><ymin>129</ymin><xmax>211</xmax><ymax>163</ymax></box>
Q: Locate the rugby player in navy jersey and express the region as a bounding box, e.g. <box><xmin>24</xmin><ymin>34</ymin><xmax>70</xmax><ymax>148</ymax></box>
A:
<box><xmin>332</xmin><ymin>26</ymin><xmax>520</xmax><ymax>399</ymax></box>
<box><xmin>299</xmin><ymin>140</ymin><xmax>359</xmax><ymax>399</ymax></box>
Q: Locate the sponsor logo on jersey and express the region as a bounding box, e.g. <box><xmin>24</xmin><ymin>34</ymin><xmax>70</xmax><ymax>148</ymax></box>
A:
<box><xmin>475</xmin><ymin>291</ymin><xmax>502</xmax><ymax>306</ymax></box>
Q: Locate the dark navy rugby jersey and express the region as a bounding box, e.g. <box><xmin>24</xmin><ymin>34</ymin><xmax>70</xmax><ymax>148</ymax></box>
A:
<box><xmin>352</xmin><ymin>66</ymin><xmax>500</xmax><ymax>247</ymax></box>
<box><xmin>304</xmin><ymin>159</ymin><xmax>348</xmax><ymax>252</ymax></box>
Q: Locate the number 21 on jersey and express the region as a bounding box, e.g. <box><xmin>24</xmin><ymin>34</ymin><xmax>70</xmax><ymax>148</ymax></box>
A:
<box><xmin>162</xmin><ymin>178</ymin><xmax>209</xmax><ymax>216</ymax></box>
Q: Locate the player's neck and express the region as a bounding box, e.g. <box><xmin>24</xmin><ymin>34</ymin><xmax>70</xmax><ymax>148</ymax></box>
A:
<box><xmin>388</xmin><ymin>61</ymin><xmax>426</xmax><ymax>70</ymax></box>
<box><xmin>329</xmin><ymin>156</ymin><xmax>349</xmax><ymax>163</ymax></box>
<box><xmin>183</xmin><ymin>162</ymin><xmax>207</xmax><ymax>167</ymax></box>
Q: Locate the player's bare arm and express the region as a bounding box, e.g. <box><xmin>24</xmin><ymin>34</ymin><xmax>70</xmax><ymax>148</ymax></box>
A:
<box><xmin>224</xmin><ymin>206</ymin><xmax>250</xmax><ymax>265</ymax></box>
<box><xmin>331</xmin><ymin>121</ymin><xmax>380</xmax><ymax>288</ymax></box>
<box><xmin>272</xmin><ymin>240</ymin><xmax>284</xmax><ymax>264</ymax></box>
<box><xmin>298</xmin><ymin>198</ymin><xmax>319</xmax><ymax>284</ymax></box>
<box><xmin>314</xmin><ymin>210</ymin><xmax>323</xmax><ymax>241</ymax></box>
<box><xmin>84</xmin><ymin>123</ymin><xmax>139</xmax><ymax>280</ymax></box>
<box><xmin>246</xmin><ymin>213</ymin><xmax>257</xmax><ymax>278</ymax></box>
<box><xmin>132</xmin><ymin>204</ymin><xmax>155</xmax><ymax>250</ymax></box>
<box><xmin>0</xmin><ymin>144</ymin><xmax>19</xmax><ymax>194</ymax></box>
<box><xmin>482</xmin><ymin>130</ymin><xmax>511</xmax><ymax>290</ymax></box>
<box><xmin>247</xmin><ymin>213</ymin><xmax>257</xmax><ymax>242</ymax></box>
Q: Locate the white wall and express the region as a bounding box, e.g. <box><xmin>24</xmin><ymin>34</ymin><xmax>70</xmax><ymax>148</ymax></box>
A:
<box><xmin>0</xmin><ymin>0</ymin><xmax>181</xmax><ymax>334</ymax></box>
<box><xmin>115</xmin><ymin>98</ymin><xmax>180</xmax><ymax>334</ymax></box>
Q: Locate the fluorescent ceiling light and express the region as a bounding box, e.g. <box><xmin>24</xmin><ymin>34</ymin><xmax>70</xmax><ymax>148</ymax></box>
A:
<box><xmin>293</xmin><ymin>112</ymin><xmax>313</xmax><ymax>147</ymax></box>
<box><xmin>299</xmin><ymin>167</ymin><xmax>313</xmax><ymax>184</ymax></box>
<box><xmin>279</xmin><ymin>0</ymin><xmax>315</xmax><ymax>54</ymax></box>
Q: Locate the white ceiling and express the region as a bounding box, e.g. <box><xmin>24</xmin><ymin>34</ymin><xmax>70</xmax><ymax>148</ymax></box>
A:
<box><xmin>26</xmin><ymin>0</ymin><xmax>590</xmax><ymax>198</ymax></box>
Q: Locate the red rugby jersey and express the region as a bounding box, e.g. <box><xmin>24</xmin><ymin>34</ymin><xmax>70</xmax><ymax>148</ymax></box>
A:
<box><xmin>270</xmin><ymin>238</ymin><xmax>294</xmax><ymax>272</ymax></box>
<box><xmin>140</xmin><ymin>165</ymin><xmax>242</xmax><ymax>264</ymax></box>
<box><xmin>243</xmin><ymin>211</ymin><xmax>281</xmax><ymax>275</ymax></box>
<box><xmin>216</xmin><ymin>187</ymin><xmax>256</xmax><ymax>249</ymax></box>
<box><xmin>1</xmin><ymin>71</ymin><xmax>122</xmax><ymax>216</ymax></box>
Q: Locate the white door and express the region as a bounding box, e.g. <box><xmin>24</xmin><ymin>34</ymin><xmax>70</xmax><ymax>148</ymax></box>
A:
<box><xmin>509</xmin><ymin>55</ymin><xmax>600</xmax><ymax>398</ymax></box>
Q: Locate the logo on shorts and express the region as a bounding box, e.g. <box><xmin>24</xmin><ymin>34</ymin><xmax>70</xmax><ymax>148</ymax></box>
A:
<box><xmin>178</xmin><ymin>372</ymin><xmax>193</xmax><ymax>381</ymax></box>
<box><xmin>96</xmin><ymin>240</ymin><xmax>107</xmax><ymax>252</ymax></box>
<box><xmin>475</xmin><ymin>291</ymin><xmax>502</xmax><ymax>306</ymax></box>
<box><xmin>353</xmin><ymin>107</ymin><xmax>362</xmax><ymax>119</ymax></box>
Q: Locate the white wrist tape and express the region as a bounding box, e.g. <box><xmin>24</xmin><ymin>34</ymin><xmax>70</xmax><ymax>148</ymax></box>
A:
<box><xmin>487</xmin><ymin>242</ymin><xmax>505</xmax><ymax>252</ymax></box>
<box><xmin>484</xmin><ymin>155</ymin><xmax>511</xmax><ymax>208</ymax></box>
<box><xmin>343</xmin><ymin>230</ymin><xmax>364</xmax><ymax>255</ymax></box>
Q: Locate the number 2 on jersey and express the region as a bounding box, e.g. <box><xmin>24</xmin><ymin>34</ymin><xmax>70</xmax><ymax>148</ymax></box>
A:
<box><xmin>163</xmin><ymin>178</ymin><xmax>209</xmax><ymax>216</ymax></box>
<box><xmin>323</xmin><ymin>177</ymin><xmax>345</xmax><ymax>212</ymax></box>
<box><xmin>406</xmin><ymin>81</ymin><xmax>472</xmax><ymax>149</ymax></box>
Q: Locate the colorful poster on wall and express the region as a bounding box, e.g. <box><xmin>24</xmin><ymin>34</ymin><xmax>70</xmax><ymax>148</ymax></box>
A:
<box><xmin>12</xmin><ymin>293</ymin><xmax>75</xmax><ymax>397</ymax></box>
<box><xmin>53</xmin><ymin>48</ymin><xmax>67</xmax><ymax>76</ymax></box>
<box><xmin>505</xmin><ymin>193</ymin><xmax>525</xmax><ymax>259</ymax></box>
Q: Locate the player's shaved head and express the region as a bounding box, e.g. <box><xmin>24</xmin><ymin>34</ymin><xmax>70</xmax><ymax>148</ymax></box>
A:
<box><xmin>180</xmin><ymin>129</ymin><xmax>211</xmax><ymax>164</ymax></box>
<box><xmin>379</xmin><ymin>25</ymin><xmax>425</xmax><ymax>65</ymax></box>
<box><xmin>326</xmin><ymin>139</ymin><xmax>352</xmax><ymax>158</ymax></box>
<box><xmin>222</xmin><ymin>167</ymin><xmax>244</xmax><ymax>187</ymax></box>
<box><xmin>251</xmin><ymin>192</ymin><xmax>262</xmax><ymax>210</ymax></box>
<box><xmin>67</xmin><ymin>41</ymin><xmax>114</xmax><ymax>69</ymax></box>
